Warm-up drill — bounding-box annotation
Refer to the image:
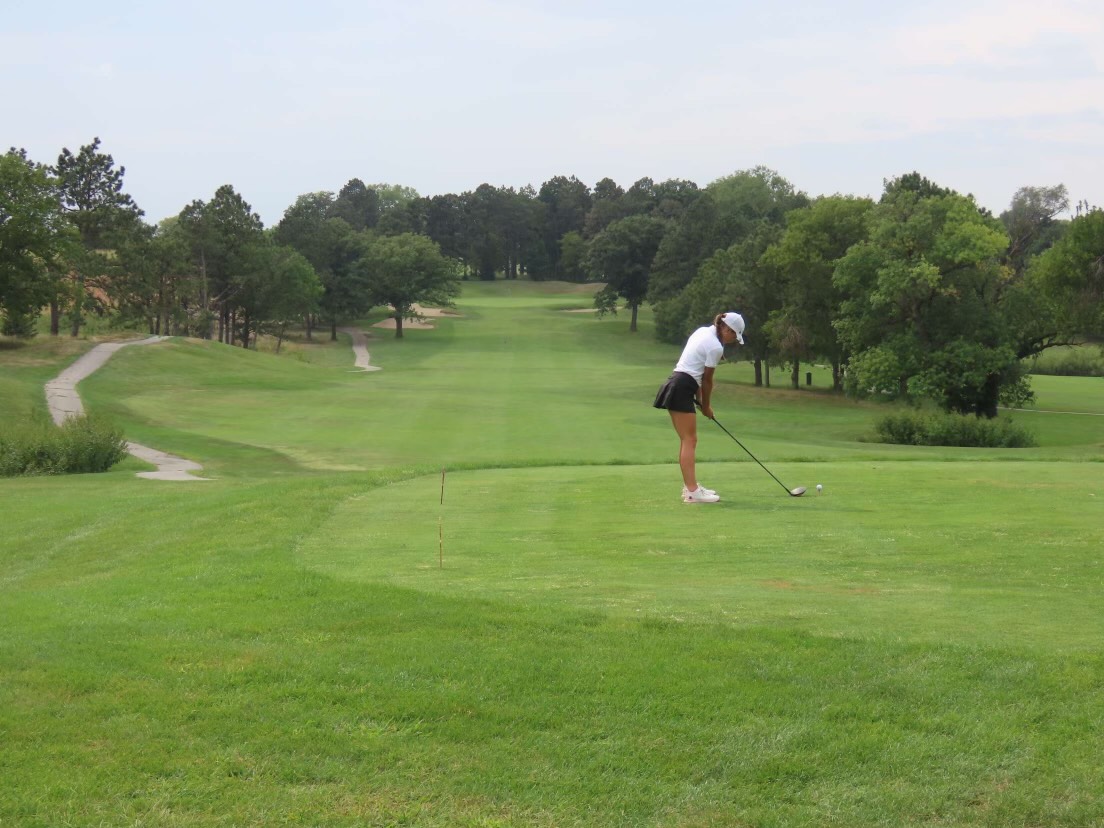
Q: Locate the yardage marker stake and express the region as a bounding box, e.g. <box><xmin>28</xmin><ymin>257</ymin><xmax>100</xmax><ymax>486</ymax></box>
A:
<box><xmin>439</xmin><ymin>467</ymin><xmax>446</xmax><ymax>569</ymax></box>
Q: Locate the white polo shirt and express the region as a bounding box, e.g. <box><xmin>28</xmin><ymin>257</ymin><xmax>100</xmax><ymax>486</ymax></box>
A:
<box><xmin>673</xmin><ymin>326</ymin><xmax>724</xmax><ymax>385</ymax></box>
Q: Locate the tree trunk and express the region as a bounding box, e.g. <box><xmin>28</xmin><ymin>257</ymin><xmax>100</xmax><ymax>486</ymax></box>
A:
<box><xmin>977</xmin><ymin>373</ymin><xmax>1001</xmax><ymax>419</ymax></box>
<box><xmin>629</xmin><ymin>303</ymin><xmax>638</xmax><ymax>332</ymax></box>
<box><xmin>832</xmin><ymin>359</ymin><xmax>842</xmax><ymax>392</ymax></box>
<box><xmin>331</xmin><ymin>319</ymin><xmax>338</xmax><ymax>341</ymax></box>
<box><xmin>395</xmin><ymin>314</ymin><xmax>404</xmax><ymax>339</ymax></box>
<box><xmin>305</xmin><ymin>314</ymin><xmax>313</xmax><ymax>341</ymax></box>
<box><xmin>70</xmin><ymin>274</ymin><xmax>83</xmax><ymax>337</ymax></box>
<box><xmin>754</xmin><ymin>359</ymin><xmax>763</xmax><ymax>387</ymax></box>
<box><xmin>765</xmin><ymin>363</ymin><xmax>771</xmax><ymax>388</ymax></box>
<box><xmin>791</xmin><ymin>359</ymin><xmax>800</xmax><ymax>390</ymax></box>
<box><xmin>50</xmin><ymin>301</ymin><xmax>60</xmax><ymax>336</ymax></box>
<box><xmin>198</xmin><ymin>251</ymin><xmax>210</xmax><ymax>338</ymax></box>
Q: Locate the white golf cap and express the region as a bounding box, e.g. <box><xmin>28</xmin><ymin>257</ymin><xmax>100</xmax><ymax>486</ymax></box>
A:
<box><xmin>721</xmin><ymin>311</ymin><xmax>745</xmax><ymax>344</ymax></box>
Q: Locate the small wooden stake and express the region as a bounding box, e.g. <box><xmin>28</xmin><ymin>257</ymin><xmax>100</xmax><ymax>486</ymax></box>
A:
<box><xmin>439</xmin><ymin>467</ymin><xmax>446</xmax><ymax>569</ymax></box>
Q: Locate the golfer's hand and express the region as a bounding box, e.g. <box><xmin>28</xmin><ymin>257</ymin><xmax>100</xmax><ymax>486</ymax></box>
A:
<box><xmin>702</xmin><ymin>404</ymin><xmax>715</xmax><ymax>420</ymax></box>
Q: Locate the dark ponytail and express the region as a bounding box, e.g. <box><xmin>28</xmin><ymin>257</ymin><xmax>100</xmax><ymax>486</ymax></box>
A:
<box><xmin>713</xmin><ymin>313</ymin><xmax>726</xmax><ymax>340</ymax></box>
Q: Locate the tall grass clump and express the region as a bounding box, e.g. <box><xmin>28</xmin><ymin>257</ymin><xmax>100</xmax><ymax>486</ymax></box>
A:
<box><xmin>1</xmin><ymin>309</ymin><xmax>39</xmax><ymax>338</ymax></box>
<box><xmin>0</xmin><ymin>415</ymin><xmax>128</xmax><ymax>476</ymax></box>
<box><xmin>1026</xmin><ymin>346</ymin><xmax>1104</xmax><ymax>377</ymax></box>
<box><xmin>874</xmin><ymin>410</ymin><xmax>1037</xmax><ymax>447</ymax></box>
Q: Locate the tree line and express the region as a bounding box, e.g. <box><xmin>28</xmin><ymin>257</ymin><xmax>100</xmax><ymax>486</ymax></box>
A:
<box><xmin>2</xmin><ymin>140</ymin><xmax>1102</xmax><ymax>416</ymax></box>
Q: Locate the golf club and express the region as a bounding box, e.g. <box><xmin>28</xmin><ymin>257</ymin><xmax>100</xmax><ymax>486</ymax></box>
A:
<box><xmin>695</xmin><ymin>401</ymin><xmax>806</xmax><ymax>497</ymax></box>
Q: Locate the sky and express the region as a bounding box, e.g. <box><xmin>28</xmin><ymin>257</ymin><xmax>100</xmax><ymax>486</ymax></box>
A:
<box><xmin>5</xmin><ymin>0</ymin><xmax>1103</xmax><ymax>227</ymax></box>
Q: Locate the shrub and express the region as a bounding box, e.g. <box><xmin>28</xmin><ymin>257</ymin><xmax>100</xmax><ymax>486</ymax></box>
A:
<box><xmin>0</xmin><ymin>416</ymin><xmax>129</xmax><ymax>476</ymax></box>
<box><xmin>874</xmin><ymin>410</ymin><xmax>1037</xmax><ymax>448</ymax></box>
<box><xmin>1</xmin><ymin>309</ymin><xmax>39</xmax><ymax>338</ymax></box>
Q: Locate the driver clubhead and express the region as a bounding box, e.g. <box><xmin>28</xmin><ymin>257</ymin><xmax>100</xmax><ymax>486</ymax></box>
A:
<box><xmin>789</xmin><ymin>487</ymin><xmax>807</xmax><ymax>497</ymax></box>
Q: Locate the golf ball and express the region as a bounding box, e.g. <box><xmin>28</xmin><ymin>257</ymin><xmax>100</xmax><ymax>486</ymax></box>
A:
<box><xmin>816</xmin><ymin>484</ymin><xmax>823</xmax><ymax>493</ymax></box>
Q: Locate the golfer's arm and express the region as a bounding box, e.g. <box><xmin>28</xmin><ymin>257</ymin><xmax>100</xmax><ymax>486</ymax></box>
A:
<box><xmin>699</xmin><ymin>367</ymin><xmax>716</xmax><ymax>409</ymax></box>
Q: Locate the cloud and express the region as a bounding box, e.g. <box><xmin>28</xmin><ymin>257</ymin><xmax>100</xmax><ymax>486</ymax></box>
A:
<box><xmin>890</xmin><ymin>0</ymin><xmax>1104</xmax><ymax>70</ymax></box>
<box><xmin>665</xmin><ymin>1</ymin><xmax>1104</xmax><ymax>149</ymax></box>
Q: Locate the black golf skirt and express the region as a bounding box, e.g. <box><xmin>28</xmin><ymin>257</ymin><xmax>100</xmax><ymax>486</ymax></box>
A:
<box><xmin>653</xmin><ymin>371</ymin><xmax>699</xmax><ymax>413</ymax></box>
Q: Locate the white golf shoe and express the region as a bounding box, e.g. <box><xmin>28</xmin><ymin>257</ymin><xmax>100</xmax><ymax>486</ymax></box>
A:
<box><xmin>682</xmin><ymin>484</ymin><xmax>716</xmax><ymax>497</ymax></box>
<box><xmin>682</xmin><ymin>485</ymin><xmax>720</xmax><ymax>503</ymax></box>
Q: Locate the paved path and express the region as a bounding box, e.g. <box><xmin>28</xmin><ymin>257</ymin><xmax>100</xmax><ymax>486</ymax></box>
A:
<box><xmin>1004</xmin><ymin>407</ymin><xmax>1104</xmax><ymax>417</ymax></box>
<box><xmin>44</xmin><ymin>327</ymin><xmax>385</xmax><ymax>479</ymax></box>
<box><xmin>45</xmin><ymin>337</ymin><xmax>209</xmax><ymax>481</ymax></box>
<box><xmin>339</xmin><ymin>327</ymin><xmax>382</xmax><ymax>371</ymax></box>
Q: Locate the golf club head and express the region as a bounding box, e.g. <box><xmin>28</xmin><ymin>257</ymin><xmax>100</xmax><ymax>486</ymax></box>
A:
<box><xmin>789</xmin><ymin>487</ymin><xmax>806</xmax><ymax>497</ymax></box>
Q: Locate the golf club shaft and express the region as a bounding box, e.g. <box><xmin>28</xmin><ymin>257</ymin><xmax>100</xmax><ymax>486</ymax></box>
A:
<box><xmin>696</xmin><ymin>402</ymin><xmax>795</xmax><ymax>495</ymax></box>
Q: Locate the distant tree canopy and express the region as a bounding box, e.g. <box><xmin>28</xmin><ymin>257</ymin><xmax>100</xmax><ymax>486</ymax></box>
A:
<box><xmin>4</xmin><ymin>143</ymin><xmax>1101</xmax><ymax>416</ymax></box>
<box><xmin>1029</xmin><ymin>207</ymin><xmax>1104</xmax><ymax>339</ymax></box>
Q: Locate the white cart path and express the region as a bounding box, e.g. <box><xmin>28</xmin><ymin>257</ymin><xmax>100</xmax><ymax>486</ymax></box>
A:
<box><xmin>338</xmin><ymin>327</ymin><xmax>382</xmax><ymax>371</ymax></box>
<box><xmin>44</xmin><ymin>337</ymin><xmax>210</xmax><ymax>481</ymax></box>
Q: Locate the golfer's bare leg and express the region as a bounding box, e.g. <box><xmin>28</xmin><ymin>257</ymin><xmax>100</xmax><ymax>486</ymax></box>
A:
<box><xmin>670</xmin><ymin>410</ymin><xmax>698</xmax><ymax>491</ymax></box>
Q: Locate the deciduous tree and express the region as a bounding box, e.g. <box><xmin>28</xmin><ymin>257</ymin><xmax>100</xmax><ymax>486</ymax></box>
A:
<box><xmin>761</xmin><ymin>196</ymin><xmax>874</xmax><ymax>389</ymax></box>
<box><xmin>585</xmin><ymin>215</ymin><xmax>668</xmax><ymax>332</ymax></box>
<box><xmin>1000</xmin><ymin>185</ymin><xmax>1069</xmax><ymax>277</ymax></box>
<box><xmin>354</xmin><ymin>233</ymin><xmax>459</xmax><ymax>338</ymax></box>
<box><xmin>684</xmin><ymin>224</ymin><xmax>785</xmax><ymax>386</ymax></box>
<box><xmin>834</xmin><ymin>179</ymin><xmax>1019</xmax><ymax>416</ymax></box>
<box><xmin>1029</xmin><ymin>207</ymin><xmax>1104</xmax><ymax>339</ymax></box>
<box><xmin>0</xmin><ymin>150</ymin><xmax>73</xmax><ymax>334</ymax></box>
<box><xmin>650</xmin><ymin>168</ymin><xmax>806</xmax><ymax>345</ymax></box>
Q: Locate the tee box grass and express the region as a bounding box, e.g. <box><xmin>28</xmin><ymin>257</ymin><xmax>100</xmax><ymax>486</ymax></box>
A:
<box><xmin>1</xmin><ymin>282</ymin><xmax>1102</xmax><ymax>827</ymax></box>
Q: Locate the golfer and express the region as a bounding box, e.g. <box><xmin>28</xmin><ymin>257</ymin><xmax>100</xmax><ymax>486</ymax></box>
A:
<box><xmin>653</xmin><ymin>312</ymin><xmax>745</xmax><ymax>503</ymax></box>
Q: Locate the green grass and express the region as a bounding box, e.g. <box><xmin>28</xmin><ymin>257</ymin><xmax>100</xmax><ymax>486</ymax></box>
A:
<box><xmin>300</xmin><ymin>461</ymin><xmax>1104</xmax><ymax>651</ymax></box>
<box><xmin>2</xmin><ymin>282</ymin><xmax>1103</xmax><ymax>827</ymax></box>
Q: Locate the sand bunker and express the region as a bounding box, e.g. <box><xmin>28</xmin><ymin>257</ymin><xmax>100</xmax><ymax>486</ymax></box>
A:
<box><xmin>372</xmin><ymin>304</ymin><xmax>462</xmax><ymax>330</ymax></box>
<box><xmin>412</xmin><ymin>304</ymin><xmax>461</xmax><ymax>317</ymax></box>
<box><xmin>372</xmin><ymin>318</ymin><xmax>437</xmax><ymax>330</ymax></box>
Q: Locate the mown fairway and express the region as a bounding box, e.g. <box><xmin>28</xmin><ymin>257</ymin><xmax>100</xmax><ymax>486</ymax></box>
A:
<box><xmin>2</xmin><ymin>282</ymin><xmax>1103</xmax><ymax>827</ymax></box>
